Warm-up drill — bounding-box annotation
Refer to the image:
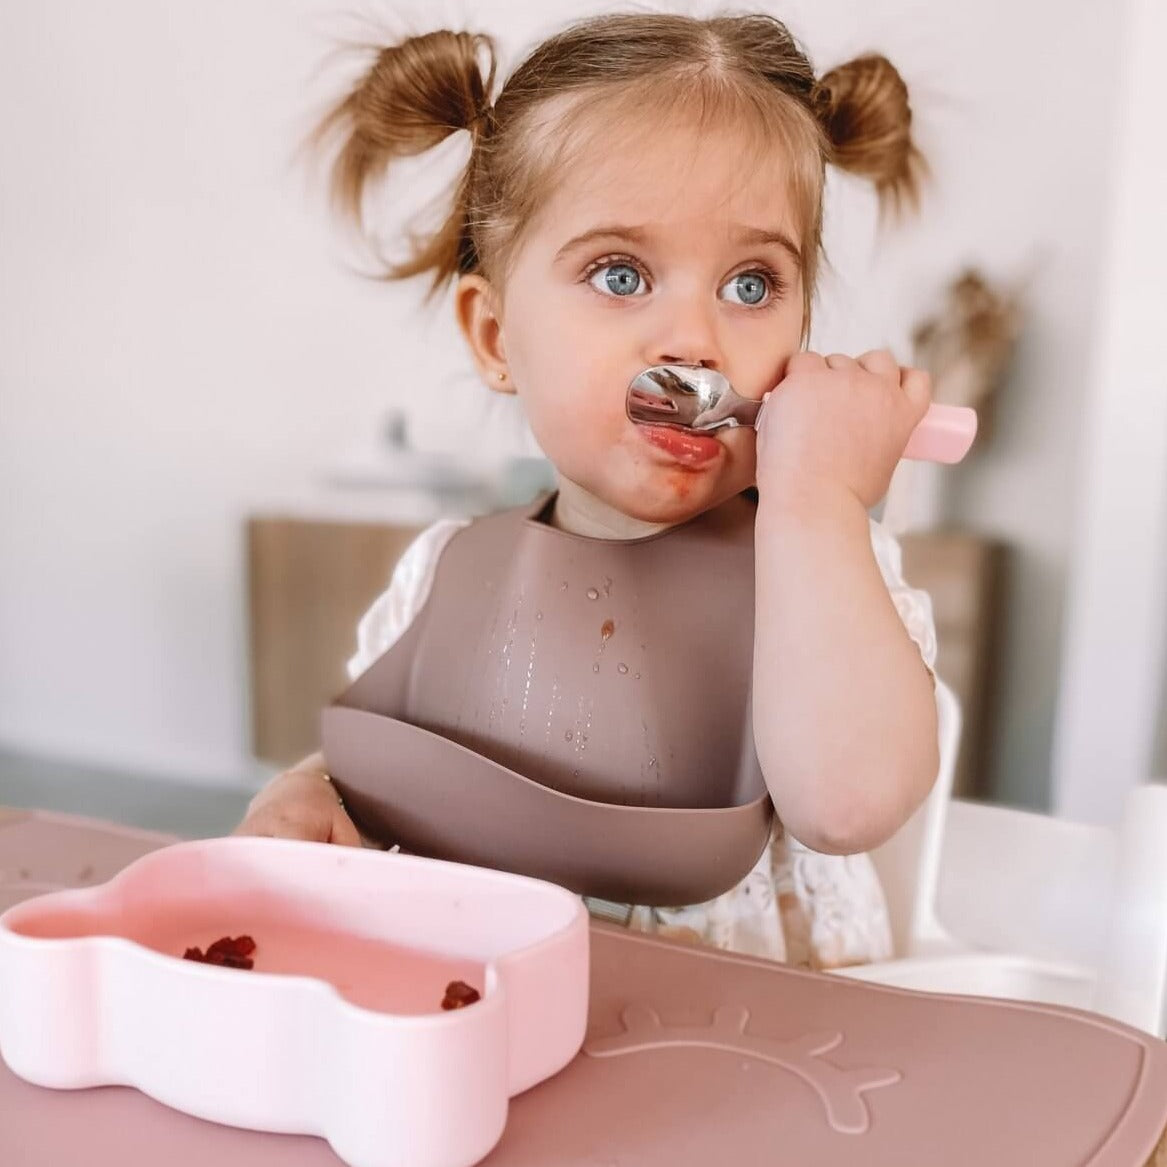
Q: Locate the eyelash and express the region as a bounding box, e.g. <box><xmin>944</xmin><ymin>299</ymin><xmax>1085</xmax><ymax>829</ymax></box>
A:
<box><xmin>581</xmin><ymin>253</ymin><xmax>789</xmax><ymax>308</ymax></box>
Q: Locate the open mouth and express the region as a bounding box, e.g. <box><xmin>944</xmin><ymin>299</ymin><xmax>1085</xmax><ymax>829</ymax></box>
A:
<box><xmin>637</xmin><ymin>424</ymin><xmax>724</xmax><ymax>467</ymax></box>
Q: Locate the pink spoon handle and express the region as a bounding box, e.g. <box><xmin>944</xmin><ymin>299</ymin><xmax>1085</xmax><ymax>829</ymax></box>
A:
<box><xmin>903</xmin><ymin>403</ymin><xmax>978</xmax><ymax>464</ymax></box>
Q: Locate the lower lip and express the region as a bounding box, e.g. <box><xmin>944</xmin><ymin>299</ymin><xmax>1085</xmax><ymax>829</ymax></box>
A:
<box><xmin>638</xmin><ymin>425</ymin><xmax>724</xmax><ymax>467</ymax></box>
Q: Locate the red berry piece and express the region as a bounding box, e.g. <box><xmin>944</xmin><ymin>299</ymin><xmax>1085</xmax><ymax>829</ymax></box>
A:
<box><xmin>183</xmin><ymin>936</ymin><xmax>257</xmax><ymax>970</ymax></box>
<box><xmin>441</xmin><ymin>980</ymin><xmax>481</xmax><ymax>1010</ymax></box>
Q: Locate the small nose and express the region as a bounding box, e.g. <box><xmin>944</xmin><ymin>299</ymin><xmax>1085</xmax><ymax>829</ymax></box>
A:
<box><xmin>658</xmin><ymin>353</ymin><xmax>714</xmax><ymax>368</ymax></box>
<box><xmin>648</xmin><ymin>291</ymin><xmax>723</xmax><ymax>370</ymax></box>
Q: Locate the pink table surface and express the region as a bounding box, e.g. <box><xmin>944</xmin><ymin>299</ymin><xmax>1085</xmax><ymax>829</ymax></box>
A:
<box><xmin>2</xmin><ymin>806</ymin><xmax>1166</xmax><ymax>1167</ymax></box>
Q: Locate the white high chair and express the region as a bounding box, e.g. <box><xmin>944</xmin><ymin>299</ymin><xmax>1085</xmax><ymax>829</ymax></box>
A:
<box><xmin>829</xmin><ymin>681</ymin><xmax>1167</xmax><ymax>1038</ymax></box>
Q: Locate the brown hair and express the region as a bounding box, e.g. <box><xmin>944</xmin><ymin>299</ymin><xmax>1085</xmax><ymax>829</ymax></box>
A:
<box><xmin>312</xmin><ymin>13</ymin><xmax>924</xmax><ymax>322</ymax></box>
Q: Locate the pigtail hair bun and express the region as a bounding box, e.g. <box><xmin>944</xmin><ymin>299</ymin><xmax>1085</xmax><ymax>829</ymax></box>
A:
<box><xmin>813</xmin><ymin>54</ymin><xmax>925</xmax><ymax>215</ymax></box>
<box><xmin>311</xmin><ymin>29</ymin><xmax>497</xmax><ymax>289</ymax></box>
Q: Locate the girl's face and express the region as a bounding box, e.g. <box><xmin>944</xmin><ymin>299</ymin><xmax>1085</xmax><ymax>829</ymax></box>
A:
<box><xmin>461</xmin><ymin>117</ymin><xmax>807</xmax><ymax>530</ymax></box>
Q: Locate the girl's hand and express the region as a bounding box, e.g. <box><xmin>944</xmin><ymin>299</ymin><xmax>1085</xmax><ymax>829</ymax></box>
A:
<box><xmin>756</xmin><ymin>349</ymin><xmax>932</xmax><ymax>509</ymax></box>
<box><xmin>234</xmin><ymin>767</ymin><xmax>363</xmax><ymax>847</ymax></box>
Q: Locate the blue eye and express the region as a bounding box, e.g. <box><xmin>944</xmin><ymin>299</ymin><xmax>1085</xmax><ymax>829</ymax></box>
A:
<box><xmin>589</xmin><ymin>263</ymin><xmax>646</xmax><ymax>297</ymax></box>
<box><xmin>721</xmin><ymin>271</ymin><xmax>770</xmax><ymax>306</ymax></box>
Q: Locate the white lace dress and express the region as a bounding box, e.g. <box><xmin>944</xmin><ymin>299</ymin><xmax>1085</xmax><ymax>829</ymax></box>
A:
<box><xmin>345</xmin><ymin>514</ymin><xmax>938</xmax><ymax>971</ymax></box>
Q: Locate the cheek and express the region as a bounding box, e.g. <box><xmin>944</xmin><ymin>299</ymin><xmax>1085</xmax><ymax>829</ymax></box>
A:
<box><xmin>514</xmin><ymin>351</ymin><xmax>629</xmax><ymax>438</ymax></box>
<box><xmin>758</xmin><ymin>349</ymin><xmax>801</xmax><ymax>397</ymax></box>
<box><xmin>515</xmin><ymin>390</ymin><xmax>592</xmax><ymax>469</ymax></box>
<box><xmin>521</xmin><ymin>389</ymin><xmax>624</xmax><ymax>466</ymax></box>
<box><xmin>730</xmin><ymin>316</ymin><xmax>804</xmax><ymax>397</ymax></box>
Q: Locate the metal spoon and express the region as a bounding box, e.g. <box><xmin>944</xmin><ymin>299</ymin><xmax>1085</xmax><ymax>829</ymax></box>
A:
<box><xmin>627</xmin><ymin>364</ymin><xmax>978</xmax><ymax>464</ymax></box>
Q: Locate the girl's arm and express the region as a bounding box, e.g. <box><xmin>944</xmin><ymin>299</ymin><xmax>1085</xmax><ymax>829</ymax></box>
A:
<box><xmin>751</xmin><ymin>350</ymin><xmax>939</xmax><ymax>855</ymax></box>
<box><xmin>752</xmin><ymin>484</ymin><xmax>938</xmax><ymax>855</ymax></box>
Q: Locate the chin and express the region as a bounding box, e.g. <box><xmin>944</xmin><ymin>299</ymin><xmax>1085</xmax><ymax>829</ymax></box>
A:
<box><xmin>613</xmin><ymin>477</ymin><xmax>739</xmax><ymax>524</ymax></box>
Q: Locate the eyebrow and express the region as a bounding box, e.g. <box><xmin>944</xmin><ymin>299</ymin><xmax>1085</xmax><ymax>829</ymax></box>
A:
<box><xmin>554</xmin><ymin>224</ymin><xmax>803</xmax><ymax>270</ymax></box>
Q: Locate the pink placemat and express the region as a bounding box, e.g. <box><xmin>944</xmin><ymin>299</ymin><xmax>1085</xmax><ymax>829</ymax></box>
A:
<box><xmin>3</xmin><ymin>808</ymin><xmax>1166</xmax><ymax>1167</ymax></box>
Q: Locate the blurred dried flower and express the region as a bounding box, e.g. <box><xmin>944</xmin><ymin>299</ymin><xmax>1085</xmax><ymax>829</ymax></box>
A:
<box><xmin>911</xmin><ymin>269</ymin><xmax>1024</xmax><ymax>445</ymax></box>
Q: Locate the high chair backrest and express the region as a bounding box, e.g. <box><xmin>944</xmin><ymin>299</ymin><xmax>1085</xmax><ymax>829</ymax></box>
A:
<box><xmin>867</xmin><ymin>679</ymin><xmax>961</xmax><ymax>957</ymax></box>
<box><xmin>932</xmin><ymin>779</ymin><xmax>1167</xmax><ymax>1037</ymax></box>
<box><xmin>1088</xmin><ymin>782</ymin><xmax>1167</xmax><ymax>1035</ymax></box>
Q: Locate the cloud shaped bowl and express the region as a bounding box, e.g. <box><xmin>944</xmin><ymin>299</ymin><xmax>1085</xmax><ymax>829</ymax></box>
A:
<box><xmin>0</xmin><ymin>836</ymin><xmax>589</xmax><ymax>1167</ymax></box>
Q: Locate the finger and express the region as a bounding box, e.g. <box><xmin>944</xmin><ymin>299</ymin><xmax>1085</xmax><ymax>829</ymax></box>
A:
<box><xmin>783</xmin><ymin>350</ymin><xmax>827</xmax><ymax>378</ymax></box>
<box><xmin>824</xmin><ymin>352</ymin><xmax>855</xmax><ymax>371</ymax></box>
<box><xmin>330</xmin><ymin>809</ymin><xmax>364</xmax><ymax>849</ymax></box>
<box><xmin>235</xmin><ymin>813</ymin><xmax>318</xmax><ymax>843</ymax></box>
<box><xmin>899</xmin><ymin>365</ymin><xmax>933</xmax><ymax>415</ymax></box>
<box><xmin>231</xmin><ymin>813</ymin><xmax>273</xmax><ymax>838</ymax></box>
<box><xmin>856</xmin><ymin>348</ymin><xmax>898</xmax><ymax>377</ymax></box>
<box><xmin>237</xmin><ymin>824</ymin><xmax>290</xmax><ymax>841</ymax></box>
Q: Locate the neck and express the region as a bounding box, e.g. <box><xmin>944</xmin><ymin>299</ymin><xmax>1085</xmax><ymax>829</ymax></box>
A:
<box><xmin>549</xmin><ymin>477</ymin><xmax>676</xmax><ymax>540</ymax></box>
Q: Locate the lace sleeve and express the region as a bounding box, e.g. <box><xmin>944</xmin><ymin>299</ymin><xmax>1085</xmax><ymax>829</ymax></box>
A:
<box><xmin>345</xmin><ymin>519</ymin><xmax>469</xmax><ymax>682</ymax></box>
<box><xmin>869</xmin><ymin>518</ymin><xmax>938</xmax><ymax>677</ymax></box>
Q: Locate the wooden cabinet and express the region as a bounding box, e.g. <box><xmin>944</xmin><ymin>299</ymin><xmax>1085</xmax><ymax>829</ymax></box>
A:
<box><xmin>247</xmin><ymin>517</ymin><xmax>424</xmax><ymax>766</ymax></box>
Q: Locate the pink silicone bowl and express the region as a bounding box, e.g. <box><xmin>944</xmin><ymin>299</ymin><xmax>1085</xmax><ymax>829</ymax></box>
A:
<box><xmin>0</xmin><ymin>836</ymin><xmax>589</xmax><ymax>1167</ymax></box>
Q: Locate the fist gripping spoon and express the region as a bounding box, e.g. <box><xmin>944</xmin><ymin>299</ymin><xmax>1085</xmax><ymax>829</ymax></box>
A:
<box><xmin>627</xmin><ymin>364</ymin><xmax>977</xmax><ymax>463</ymax></box>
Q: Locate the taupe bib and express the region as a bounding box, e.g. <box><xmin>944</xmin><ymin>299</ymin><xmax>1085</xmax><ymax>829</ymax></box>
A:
<box><xmin>321</xmin><ymin>492</ymin><xmax>773</xmax><ymax>905</ymax></box>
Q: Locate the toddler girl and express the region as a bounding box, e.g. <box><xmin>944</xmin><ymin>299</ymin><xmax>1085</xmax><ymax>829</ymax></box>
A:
<box><xmin>237</xmin><ymin>11</ymin><xmax>941</xmax><ymax>971</ymax></box>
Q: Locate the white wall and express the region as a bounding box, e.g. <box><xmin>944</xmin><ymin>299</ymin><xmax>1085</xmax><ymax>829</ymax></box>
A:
<box><xmin>0</xmin><ymin>0</ymin><xmax>1136</xmax><ymax>800</ymax></box>
<box><xmin>1049</xmin><ymin>0</ymin><xmax>1167</xmax><ymax>822</ymax></box>
<box><xmin>807</xmin><ymin>0</ymin><xmax>1129</xmax><ymax>809</ymax></box>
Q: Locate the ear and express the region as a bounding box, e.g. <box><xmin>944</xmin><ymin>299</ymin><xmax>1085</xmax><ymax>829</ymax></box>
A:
<box><xmin>454</xmin><ymin>273</ymin><xmax>514</xmax><ymax>395</ymax></box>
